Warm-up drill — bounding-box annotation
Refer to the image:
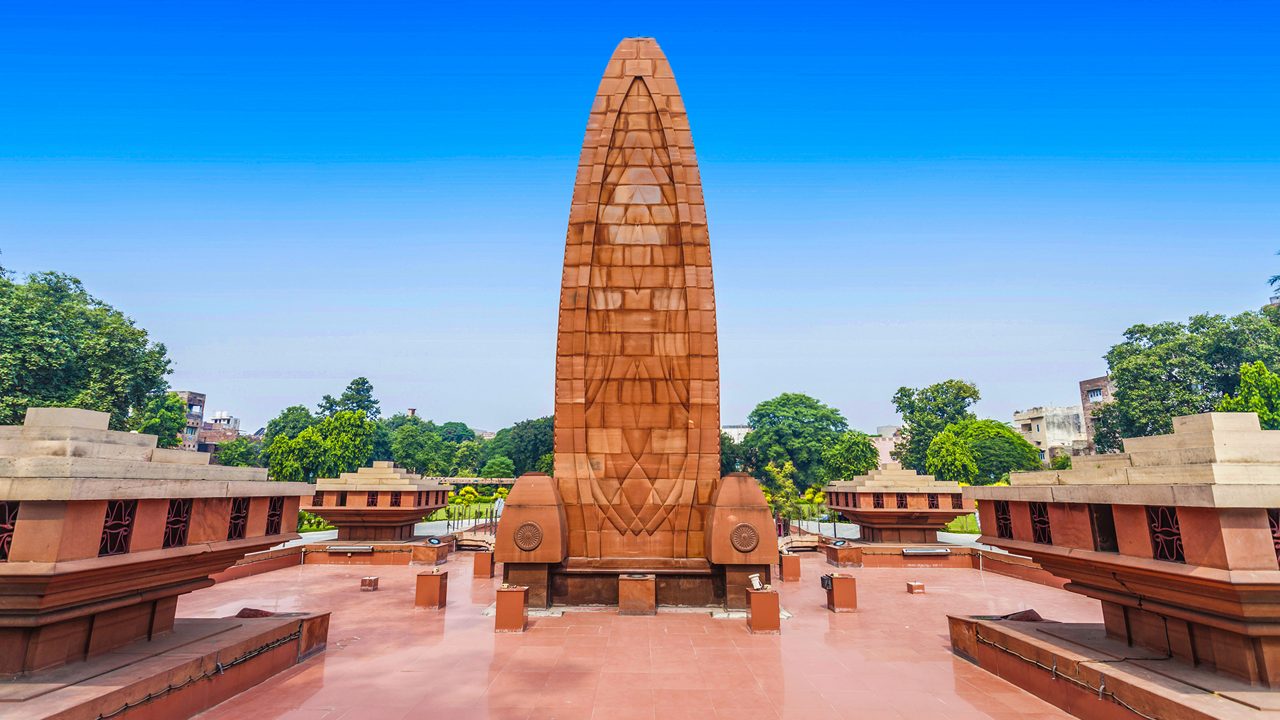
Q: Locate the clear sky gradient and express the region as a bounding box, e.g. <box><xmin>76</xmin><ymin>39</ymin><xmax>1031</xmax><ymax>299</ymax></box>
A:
<box><xmin>2</xmin><ymin>1</ymin><xmax>1277</xmax><ymax>432</ymax></box>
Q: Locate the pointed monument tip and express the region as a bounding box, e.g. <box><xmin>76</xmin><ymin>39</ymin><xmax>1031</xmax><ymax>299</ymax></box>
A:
<box><xmin>611</xmin><ymin>36</ymin><xmax>666</xmax><ymax>62</ymax></box>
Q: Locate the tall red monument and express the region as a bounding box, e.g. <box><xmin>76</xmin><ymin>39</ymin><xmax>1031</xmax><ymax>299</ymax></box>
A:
<box><xmin>496</xmin><ymin>37</ymin><xmax>776</xmax><ymax>608</ymax></box>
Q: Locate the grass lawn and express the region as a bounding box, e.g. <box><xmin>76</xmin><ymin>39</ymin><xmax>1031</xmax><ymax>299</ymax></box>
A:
<box><xmin>944</xmin><ymin>512</ymin><xmax>981</xmax><ymax>534</ymax></box>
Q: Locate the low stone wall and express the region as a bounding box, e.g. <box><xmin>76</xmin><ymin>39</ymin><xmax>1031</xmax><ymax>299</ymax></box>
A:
<box><xmin>212</xmin><ymin>546</ymin><xmax>304</xmax><ymax>583</ymax></box>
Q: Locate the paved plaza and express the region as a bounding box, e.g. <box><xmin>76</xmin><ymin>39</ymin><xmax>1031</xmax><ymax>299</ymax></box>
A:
<box><xmin>181</xmin><ymin>552</ymin><xmax>1100</xmax><ymax>720</ymax></box>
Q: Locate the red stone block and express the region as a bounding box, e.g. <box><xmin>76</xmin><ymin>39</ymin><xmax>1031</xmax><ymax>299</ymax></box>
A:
<box><xmin>473</xmin><ymin>550</ymin><xmax>495</xmax><ymax>578</ymax></box>
<box><xmin>906</xmin><ymin>581</ymin><xmax>925</xmax><ymax>594</ymax></box>
<box><xmin>360</xmin><ymin>576</ymin><xmax>379</xmax><ymax>592</ymax></box>
<box><xmin>825</xmin><ymin>574</ymin><xmax>857</xmax><ymax>612</ymax></box>
<box><xmin>495</xmin><ymin>585</ymin><xmax>529</xmax><ymax>633</ymax></box>
<box><xmin>779</xmin><ymin>553</ymin><xmax>801</xmax><ymax>582</ymax></box>
<box><xmin>746</xmin><ymin>588</ymin><xmax>780</xmax><ymax>634</ymax></box>
<box><xmin>414</xmin><ymin>570</ymin><xmax>447</xmax><ymax>609</ymax></box>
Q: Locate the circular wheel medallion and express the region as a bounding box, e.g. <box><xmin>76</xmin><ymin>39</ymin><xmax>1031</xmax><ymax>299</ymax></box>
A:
<box><xmin>513</xmin><ymin>522</ymin><xmax>544</xmax><ymax>552</ymax></box>
<box><xmin>730</xmin><ymin>523</ymin><xmax>759</xmax><ymax>553</ymax></box>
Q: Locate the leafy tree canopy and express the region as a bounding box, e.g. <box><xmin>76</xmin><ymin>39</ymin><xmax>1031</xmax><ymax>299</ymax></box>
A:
<box><xmin>506</xmin><ymin>416</ymin><xmax>553</xmax><ymax>476</ymax></box>
<box><xmin>820</xmin><ymin>430</ymin><xmax>880</xmax><ymax>481</ymax></box>
<box><xmin>391</xmin><ymin>421</ymin><xmax>451</xmax><ymax>475</ymax></box>
<box><xmin>762</xmin><ymin>461</ymin><xmax>801</xmax><ymax>519</ymax></box>
<box><xmin>719</xmin><ymin>432</ymin><xmax>750</xmax><ymax>476</ymax></box>
<box><xmin>128</xmin><ymin>392</ymin><xmax>186</xmax><ymax>448</ymax></box>
<box><xmin>1218</xmin><ymin>361</ymin><xmax>1280</xmax><ymax>430</ymax></box>
<box><xmin>891</xmin><ymin>380</ymin><xmax>980</xmax><ymax>473</ymax></box>
<box><xmin>1094</xmin><ymin>312</ymin><xmax>1280</xmax><ymax>451</ymax></box>
<box><xmin>452</xmin><ymin>440</ymin><xmax>484</xmax><ymax>477</ymax></box>
<box><xmin>437</xmin><ymin>421</ymin><xmax>475</xmax><ymax>444</ymax></box>
<box><xmin>743</xmin><ymin>393</ymin><xmax>848</xmax><ymax>489</ymax></box>
<box><xmin>215</xmin><ymin>436</ymin><xmax>263</xmax><ymax>467</ymax></box>
<box><xmin>925</xmin><ymin>419</ymin><xmax>1040</xmax><ymax>485</ymax></box>
<box><xmin>317</xmin><ymin>377</ymin><xmax>381</xmax><ymax>419</ymax></box>
<box><xmin>481</xmin><ymin>455</ymin><xmax>515</xmax><ymax>478</ymax></box>
<box><xmin>535</xmin><ymin>452</ymin><xmax>555</xmax><ymax>475</ymax></box>
<box><xmin>1049</xmin><ymin>453</ymin><xmax>1072</xmax><ymax>470</ymax></box>
<box><xmin>267</xmin><ymin>410</ymin><xmax>375</xmax><ymax>483</ymax></box>
<box><xmin>264</xmin><ymin>405</ymin><xmax>316</xmax><ymax>446</ymax></box>
<box><xmin>0</xmin><ymin>271</ymin><xmax>170</xmax><ymax>428</ymax></box>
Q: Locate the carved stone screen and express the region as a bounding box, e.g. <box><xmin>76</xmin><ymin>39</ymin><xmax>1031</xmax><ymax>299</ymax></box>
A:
<box><xmin>554</xmin><ymin>37</ymin><xmax>719</xmax><ymax>561</ymax></box>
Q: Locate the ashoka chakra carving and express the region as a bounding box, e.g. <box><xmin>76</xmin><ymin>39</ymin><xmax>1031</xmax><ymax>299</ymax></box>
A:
<box><xmin>730</xmin><ymin>523</ymin><xmax>759</xmax><ymax>553</ymax></box>
<box><xmin>513</xmin><ymin>522</ymin><xmax>544</xmax><ymax>552</ymax></box>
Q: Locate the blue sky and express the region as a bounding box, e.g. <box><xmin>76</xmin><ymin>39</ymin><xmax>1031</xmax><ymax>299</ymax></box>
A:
<box><xmin>2</xmin><ymin>1</ymin><xmax>1277</xmax><ymax>432</ymax></box>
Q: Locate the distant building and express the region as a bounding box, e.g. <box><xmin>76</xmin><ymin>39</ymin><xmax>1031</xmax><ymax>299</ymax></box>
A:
<box><xmin>1012</xmin><ymin>406</ymin><xmax>1086</xmax><ymax>461</ymax></box>
<box><xmin>871</xmin><ymin>425</ymin><xmax>902</xmax><ymax>466</ymax></box>
<box><xmin>174</xmin><ymin>391</ymin><xmax>205</xmax><ymax>451</ymax></box>
<box><xmin>208</xmin><ymin>411</ymin><xmax>240</xmax><ymax>432</ymax></box>
<box><xmin>721</xmin><ymin>425</ymin><xmax>750</xmax><ymax>443</ymax></box>
<box><xmin>1078</xmin><ymin>375</ymin><xmax>1116</xmax><ymax>454</ymax></box>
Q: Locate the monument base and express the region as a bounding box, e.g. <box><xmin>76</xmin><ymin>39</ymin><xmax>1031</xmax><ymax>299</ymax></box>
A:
<box><xmin>303</xmin><ymin>537</ymin><xmax>454</xmax><ymax>566</ymax></box>
<box><xmin>0</xmin><ymin>613</ymin><xmax>328</xmax><ymax>720</ymax></box>
<box><xmin>501</xmin><ymin>558</ymin><xmax>772</xmax><ymax>610</ymax></box>
<box><xmin>949</xmin><ymin>616</ymin><xmax>1275</xmax><ymax>720</ymax></box>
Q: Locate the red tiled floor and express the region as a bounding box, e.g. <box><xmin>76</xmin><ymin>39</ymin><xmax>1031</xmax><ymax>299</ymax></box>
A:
<box><xmin>181</xmin><ymin>552</ymin><xmax>1100</xmax><ymax>720</ymax></box>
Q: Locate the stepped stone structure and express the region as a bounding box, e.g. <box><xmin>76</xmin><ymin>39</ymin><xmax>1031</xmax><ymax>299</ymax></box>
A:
<box><xmin>824</xmin><ymin>464</ymin><xmax>972</xmax><ymax>543</ymax></box>
<box><xmin>304</xmin><ymin>461</ymin><xmax>451</xmax><ymax>541</ymax></box>
<box><xmin>953</xmin><ymin>412</ymin><xmax>1280</xmax><ymax>718</ymax></box>
<box><xmin>0</xmin><ymin>408</ymin><xmax>326</xmax><ymax>717</ymax></box>
<box><xmin>495</xmin><ymin>37</ymin><xmax>776</xmax><ymax>608</ymax></box>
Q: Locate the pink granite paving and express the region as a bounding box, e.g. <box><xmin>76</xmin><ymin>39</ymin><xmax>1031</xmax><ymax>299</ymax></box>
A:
<box><xmin>181</xmin><ymin>552</ymin><xmax>1101</xmax><ymax>720</ymax></box>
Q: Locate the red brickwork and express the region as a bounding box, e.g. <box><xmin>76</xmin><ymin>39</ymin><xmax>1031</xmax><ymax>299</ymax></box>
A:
<box><xmin>554</xmin><ymin>38</ymin><xmax>718</xmax><ymax>561</ymax></box>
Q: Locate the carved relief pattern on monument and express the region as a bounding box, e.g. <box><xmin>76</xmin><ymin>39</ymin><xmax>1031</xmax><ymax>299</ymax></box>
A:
<box><xmin>730</xmin><ymin>523</ymin><xmax>759</xmax><ymax>553</ymax></box>
<box><xmin>896</xmin><ymin>493</ymin><xmax>908</xmax><ymax>509</ymax></box>
<box><xmin>99</xmin><ymin>499</ymin><xmax>137</xmax><ymax>557</ymax></box>
<box><xmin>1270</xmin><ymin>509</ymin><xmax>1280</xmax><ymax>564</ymax></box>
<box><xmin>872</xmin><ymin>493</ymin><xmax>884</xmax><ymax>509</ymax></box>
<box><xmin>555</xmin><ymin>38</ymin><xmax>718</xmax><ymax>559</ymax></box>
<box><xmin>0</xmin><ymin>501</ymin><xmax>18</xmax><ymax>561</ymax></box>
<box><xmin>514</xmin><ymin>522</ymin><xmax>544</xmax><ymax>552</ymax></box>
<box><xmin>1029</xmin><ymin>502</ymin><xmax>1052</xmax><ymax>545</ymax></box>
<box><xmin>994</xmin><ymin>500</ymin><xmax>1013</xmax><ymax>539</ymax></box>
<box><xmin>950</xmin><ymin>494</ymin><xmax>963</xmax><ymax>510</ymax></box>
<box><xmin>928</xmin><ymin>493</ymin><xmax>939</xmax><ymax>509</ymax></box>
<box><xmin>266</xmin><ymin>496</ymin><xmax>285</xmax><ymax>535</ymax></box>
<box><xmin>162</xmin><ymin>498</ymin><xmax>192</xmax><ymax>549</ymax></box>
<box><xmin>227</xmin><ymin>497</ymin><xmax>249</xmax><ymax>541</ymax></box>
<box><xmin>1146</xmin><ymin>505</ymin><xmax>1185</xmax><ymax>563</ymax></box>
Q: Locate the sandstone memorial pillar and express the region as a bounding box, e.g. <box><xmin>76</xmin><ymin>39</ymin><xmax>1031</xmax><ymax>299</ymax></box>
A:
<box><xmin>495</xmin><ymin>37</ymin><xmax>777</xmax><ymax>609</ymax></box>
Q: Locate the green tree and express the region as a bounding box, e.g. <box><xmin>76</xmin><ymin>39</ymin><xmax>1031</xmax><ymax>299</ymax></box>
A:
<box><xmin>926</xmin><ymin>419</ymin><xmax>1040</xmax><ymax>485</ymax></box>
<box><xmin>438</xmin><ymin>421</ymin><xmax>475</xmax><ymax>444</ymax></box>
<box><xmin>891</xmin><ymin>380</ymin><xmax>981</xmax><ymax>472</ymax></box>
<box><xmin>264</xmin><ymin>405</ymin><xmax>315</xmax><ymax>446</ymax></box>
<box><xmin>481</xmin><ymin>455</ymin><xmax>515</xmax><ymax>478</ymax></box>
<box><xmin>762</xmin><ymin>461</ymin><xmax>801</xmax><ymax>519</ymax></box>
<box><xmin>719</xmin><ymin>432</ymin><xmax>750</xmax><ymax>475</ymax></box>
<box><xmin>506</xmin><ymin>416</ymin><xmax>554</xmax><ymax>476</ymax></box>
<box><xmin>1094</xmin><ymin>312</ymin><xmax>1280</xmax><ymax>451</ymax></box>
<box><xmin>128</xmin><ymin>392</ymin><xmax>186</xmax><ymax>448</ymax></box>
<box><xmin>743</xmin><ymin>393</ymin><xmax>848</xmax><ymax>489</ymax></box>
<box><xmin>391</xmin><ymin>421</ymin><xmax>450</xmax><ymax>475</ymax></box>
<box><xmin>820</xmin><ymin>430</ymin><xmax>879</xmax><ymax>481</ymax></box>
<box><xmin>535</xmin><ymin>452</ymin><xmax>555</xmax><ymax>475</ymax></box>
<box><xmin>0</xmin><ymin>271</ymin><xmax>171</xmax><ymax>428</ymax></box>
<box><xmin>1049</xmin><ymin>454</ymin><xmax>1072</xmax><ymax>471</ymax></box>
<box><xmin>215</xmin><ymin>437</ymin><xmax>264</xmax><ymax>467</ymax></box>
<box><xmin>317</xmin><ymin>377</ymin><xmax>381</xmax><ymax>419</ymax></box>
<box><xmin>266</xmin><ymin>410</ymin><xmax>376</xmax><ymax>483</ymax></box>
<box><xmin>451</xmin><ymin>439</ymin><xmax>484</xmax><ymax>476</ymax></box>
<box><xmin>1218</xmin><ymin>361</ymin><xmax>1280</xmax><ymax>430</ymax></box>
